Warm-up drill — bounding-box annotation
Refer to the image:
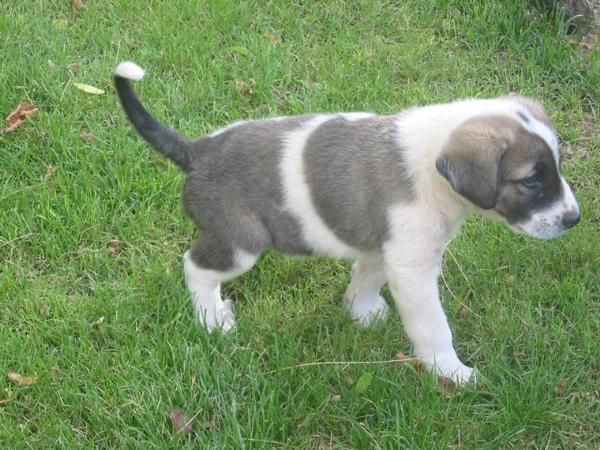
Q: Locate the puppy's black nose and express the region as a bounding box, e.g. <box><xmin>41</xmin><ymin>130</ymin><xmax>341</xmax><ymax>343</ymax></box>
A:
<box><xmin>562</xmin><ymin>210</ymin><xmax>580</xmax><ymax>229</ymax></box>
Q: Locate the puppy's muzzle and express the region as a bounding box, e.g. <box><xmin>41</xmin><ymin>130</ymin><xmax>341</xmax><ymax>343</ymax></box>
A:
<box><xmin>561</xmin><ymin>209</ymin><xmax>580</xmax><ymax>229</ymax></box>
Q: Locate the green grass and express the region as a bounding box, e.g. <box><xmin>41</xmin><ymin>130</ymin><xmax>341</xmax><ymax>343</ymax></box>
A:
<box><xmin>1</xmin><ymin>0</ymin><xmax>599</xmax><ymax>448</ymax></box>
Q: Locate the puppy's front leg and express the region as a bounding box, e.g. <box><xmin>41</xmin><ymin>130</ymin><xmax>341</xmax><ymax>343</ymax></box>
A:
<box><xmin>383</xmin><ymin>247</ymin><xmax>474</xmax><ymax>384</ymax></box>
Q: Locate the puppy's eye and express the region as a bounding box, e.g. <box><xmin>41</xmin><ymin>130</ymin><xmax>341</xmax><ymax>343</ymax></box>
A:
<box><xmin>520</xmin><ymin>176</ymin><xmax>541</xmax><ymax>189</ymax></box>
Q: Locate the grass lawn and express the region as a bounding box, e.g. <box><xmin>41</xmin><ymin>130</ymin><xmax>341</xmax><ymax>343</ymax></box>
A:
<box><xmin>1</xmin><ymin>0</ymin><xmax>599</xmax><ymax>448</ymax></box>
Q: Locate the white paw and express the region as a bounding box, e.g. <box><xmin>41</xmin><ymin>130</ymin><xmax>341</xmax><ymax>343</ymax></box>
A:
<box><xmin>344</xmin><ymin>294</ymin><xmax>390</xmax><ymax>327</ymax></box>
<box><xmin>422</xmin><ymin>352</ymin><xmax>475</xmax><ymax>385</ymax></box>
<box><xmin>195</xmin><ymin>299</ymin><xmax>236</xmax><ymax>333</ymax></box>
<box><xmin>218</xmin><ymin>299</ymin><xmax>236</xmax><ymax>332</ymax></box>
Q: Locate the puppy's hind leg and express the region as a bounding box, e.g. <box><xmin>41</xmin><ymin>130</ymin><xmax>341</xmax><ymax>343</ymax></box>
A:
<box><xmin>343</xmin><ymin>254</ymin><xmax>389</xmax><ymax>326</ymax></box>
<box><xmin>184</xmin><ymin>239</ymin><xmax>260</xmax><ymax>333</ymax></box>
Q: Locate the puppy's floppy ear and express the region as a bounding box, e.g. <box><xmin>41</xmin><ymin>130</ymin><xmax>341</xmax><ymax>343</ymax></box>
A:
<box><xmin>436</xmin><ymin>115</ymin><xmax>514</xmax><ymax>210</ymax></box>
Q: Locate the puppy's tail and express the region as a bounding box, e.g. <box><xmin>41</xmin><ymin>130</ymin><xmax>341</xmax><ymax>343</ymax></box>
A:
<box><xmin>113</xmin><ymin>61</ymin><xmax>193</xmax><ymax>172</ymax></box>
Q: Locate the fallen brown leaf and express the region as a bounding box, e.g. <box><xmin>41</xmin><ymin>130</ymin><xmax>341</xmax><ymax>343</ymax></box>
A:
<box><xmin>295</xmin><ymin>414</ymin><xmax>306</xmax><ymax>429</ymax></box>
<box><xmin>262</xmin><ymin>31</ymin><xmax>281</xmax><ymax>44</ymax></box>
<box><xmin>8</xmin><ymin>372</ymin><xmax>38</xmax><ymax>386</ymax></box>
<box><xmin>413</xmin><ymin>359</ymin><xmax>427</xmax><ymax>373</ymax></box>
<box><xmin>169</xmin><ymin>409</ymin><xmax>194</xmax><ymax>434</ymax></box>
<box><xmin>437</xmin><ymin>376</ymin><xmax>457</xmax><ymax>396</ymax></box>
<box><xmin>235</xmin><ymin>79</ymin><xmax>255</xmax><ymax>99</ymax></box>
<box><xmin>330</xmin><ymin>394</ymin><xmax>341</xmax><ymax>402</ymax></box>
<box><xmin>71</xmin><ymin>0</ymin><xmax>85</xmax><ymax>11</ymax></box>
<box><xmin>79</xmin><ymin>131</ymin><xmax>95</xmax><ymax>142</ymax></box>
<box><xmin>554</xmin><ymin>379</ymin><xmax>567</xmax><ymax>395</ymax></box>
<box><xmin>318</xmin><ymin>438</ymin><xmax>333</xmax><ymax>449</ymax></box>
<box><xmin>36</xmin><ymin>303</ymin><xmax>49</xmax><ymax>316</ymax></box>
<box><xmin>3</xmin><ymin>103</ymin><xmax>38</xmax><ymax>132</ymax></box>
<box><xmin>68</xmin><ymin>63</ymin><xmax>82</xmax><ymax>73</ymax></box>
<box><xmin>44</xmin><ymin>164</ymin><xmax>57</xmax><ymax>182</ymax></box>
<box><xmin>108</xmin><ymin>239</ymin><xmax>120</xmax><ymax>257</ymax></box>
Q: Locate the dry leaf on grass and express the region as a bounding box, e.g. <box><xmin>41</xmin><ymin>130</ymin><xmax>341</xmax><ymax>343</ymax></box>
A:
<box><xmin>8</xmin><ymin>372</ymin><xmax>38</xmax><ymax>386</ymax></box>
<box><xmin>73</xmin><ymin>82</ymin><xmax>105</xmax><ymax>95</ymax></box>
<box><xmin>554</xmin><ymin>379</ymin><xmax>567</xmax><ymax>395</ymax></box>
<box><xmin>71</xmin><ymin>0</ymin><xmax>85</xmax><ymax>11</ymax></box>
<box><xmin>44</xmin><ymin>165</ymin><xmax>57</xmax><ymax>182</ymax></box>
<box><xmin>413</xmin><ymin>359</ymin><xmax>427</xmax><ymax>373</ymax></box>
<box><xmin>108</xmin><ymin>239</ymin><xmax>120</xmax><ymax>257</ymax></box>
<box><xmin>235</xmin><ymin>79</ymin><xmax>255</xmax><ymax>99</ymax></box>
<box><xmin>330</xmin><ymin>394</ymin><xmax>341</xmax><ymax>402</ymax></box>
<box><xmin>318</xmin><ymin>438</ymin><xmax>333</xmax><ymax>449</ymax></box>
<box><xmin>68</xmin><ymin>63</ymin><xmax>82</xmax><ymax>73</ymax></box>
<box><xmin>3</xmin><ymin>103</ymin><xmax>38</xmax><ymax>132</ymax></box>
<box><xmin>169</xmin><ymin>409</ymin><xmax>194</xmax><ymax>434</ymax></box>
<box><xmin>295</xmin><ymin>414</ymin><xmax>306</xmax><ymax>428</ymax></box>
<box><xmin>79</xmin><ymin>131</ymin><xmax>95</xmax><ymax>142</ymax></box>
<box><xmin>437</xmin><ymin>376</ymin><xmax>457</xmax><ymax>396</ymax></box>
<box><xmin>262</xmin><ymin>32</ymin><xmax>281</xmax><ymax>44</ymax></box>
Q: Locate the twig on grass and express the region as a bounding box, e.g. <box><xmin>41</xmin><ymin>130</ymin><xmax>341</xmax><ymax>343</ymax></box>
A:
<box><xmin>244</xmin><ymin>438</ymin><xmax>286</xmax><ymax>446</ymax></box>
<box><xmin>0</xmin><ymin>233</ymin><xmax>35</xmax><ymax>250</ymax></box>
<box><xmin>0</xmin><ymin>183</ymin><xmax>45</xmax><ymax>202</ymax></box>
<box><xmin>263</xmin><ymin>356</ymin><xmax>419</xmax><ymax>375</ymax></box>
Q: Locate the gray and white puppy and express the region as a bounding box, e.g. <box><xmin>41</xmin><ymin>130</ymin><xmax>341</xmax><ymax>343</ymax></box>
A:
<box><xmin>113</xmin><ymin>61</ymin><xmax>580</xmax><ymax>384</ymax></box>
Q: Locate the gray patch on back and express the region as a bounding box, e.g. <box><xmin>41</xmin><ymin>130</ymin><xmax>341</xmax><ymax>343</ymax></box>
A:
<box><xmin>304</xmin><ymin>115</ymin><xmax>415</xmax><ymax>250</ymax></box>
<box><xmin>183</xmin><ymin>116</ymin><xmax>317</xmax><ymax>264</ymax></box>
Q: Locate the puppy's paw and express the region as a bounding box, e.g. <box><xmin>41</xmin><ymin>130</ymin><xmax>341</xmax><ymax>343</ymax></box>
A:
<box><xmin>422</xmin><ymin>352</ymin><xmax>476</xmax><ymax>385</ymax></box>
<box><xmin>344</xmin><ymin>294</ymin><xmax>390</xmax><ymax>327</ymax></box>
<box><xmin>218</xmin><ymin>299</ymin><xmax>236</xmax><ymax>332</ymax></box>
<box><xmin>436</xmin><ymin>363</ymin><xmax>475</xmax><ymax>386</ymax></box>
<box><xmin>195</xmin><ymin>299</ymin><xmax>236</xmax><ymax>333</ymax></box>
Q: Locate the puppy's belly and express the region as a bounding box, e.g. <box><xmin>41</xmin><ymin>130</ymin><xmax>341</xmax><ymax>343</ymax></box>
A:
<box><xmin>262</xmin><ymin>210</ymin><xmax>362</xmax><ymax>259</ymax></box>
<box><xmin>283</xmin><ymin>216</ymin><xmax>364</xmax><ymax>260</ymax></box>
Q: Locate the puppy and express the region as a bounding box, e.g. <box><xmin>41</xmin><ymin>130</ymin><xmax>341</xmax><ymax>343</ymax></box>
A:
<box><xmin>113</xmin><ymin>61</ymin><xmax>579</xmax><ymax>384</ymax></box>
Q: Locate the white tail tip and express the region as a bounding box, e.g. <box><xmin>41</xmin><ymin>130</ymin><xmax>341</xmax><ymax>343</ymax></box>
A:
<box><xmin>114</xmin><ymin>61</ymin><xmax>145</xmax><ymax>81</ymax></box>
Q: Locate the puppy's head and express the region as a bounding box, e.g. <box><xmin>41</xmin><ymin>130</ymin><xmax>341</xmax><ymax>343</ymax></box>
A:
<box><xmin>436</xmin><ymin>99</ymin><xmax>580</xmax><ymax>239</ymax></box>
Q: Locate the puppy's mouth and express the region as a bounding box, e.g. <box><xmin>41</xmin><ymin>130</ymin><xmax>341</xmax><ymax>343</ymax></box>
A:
<box><xmin>508</xmin><ymin>221</ymin><xmax>573</xmax><ymax>240</ymax></box>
